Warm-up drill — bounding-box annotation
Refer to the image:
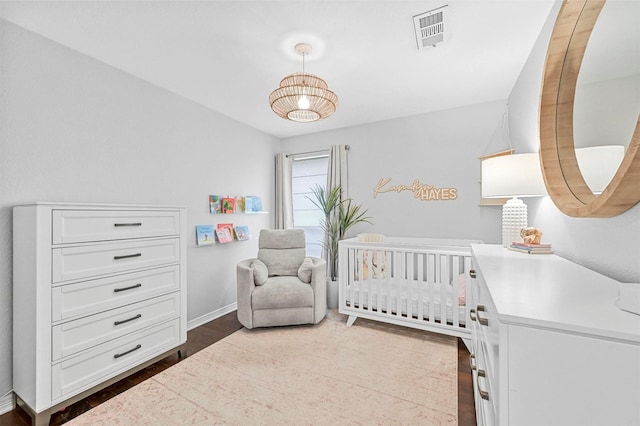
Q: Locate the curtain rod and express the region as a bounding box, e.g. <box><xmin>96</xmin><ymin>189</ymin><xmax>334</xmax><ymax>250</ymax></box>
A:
<box><xmin>286</xmin><ymin>145</ymin><xmax>350</xmax><ymax>158</ymax></box>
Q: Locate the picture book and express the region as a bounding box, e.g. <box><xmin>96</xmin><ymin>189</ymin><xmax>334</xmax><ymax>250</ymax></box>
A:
<box><xmin>195</xmin><ymin>225</ymin><xmax>215</xmax><ymax>246</ymax></box>
<box><xmin>234</xmin><ymin>225</ymin><xmax>250</xmax><ymax>241</ymax></box>
<box><xmin>209</xmin><ymin>195</ymin><xmax>221</xmax><ymax>214</ymax></box>
<box><xmin>235</xmin><ymin>196</ymin><xmax>245</xmax><ymax>213</ymax></box>
<box><xmin>221</xmin><ymin>197</ymin><xmax>236</xmax><ymax>214</ymax></box>
<box><xmin>215</xmin><ymin>227</ymin><xmax>233</xmax><ymax>243</ymax></box>
<box><xmin>217</xmin><ymin>223</ymin><xmax>233</xmax><ymax>232</ymax></box>
<box><xmin>245</xmin><ymin>196</ymin><xmax>263</xmax><ymax>213</ymax></box>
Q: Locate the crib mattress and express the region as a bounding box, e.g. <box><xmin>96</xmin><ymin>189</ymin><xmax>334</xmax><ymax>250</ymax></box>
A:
<box><xmin>344</xmin><ymin>281</ymin><xmax>466</xmax><ymax>324</ymax></box>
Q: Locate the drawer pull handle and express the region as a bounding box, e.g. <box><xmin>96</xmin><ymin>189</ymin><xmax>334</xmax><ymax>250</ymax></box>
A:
<box><xmin>469</xmin><ymin>269</ymin><xmax>477</xmax><ymax>279</ymax></box>
<box><xmin>113</xmin><ymin>253</ymin><xmax>142</xmax><ymax>260</ymax></box>
<box><xmin>476</xmin><ymin>305</ymin><xmax>489</xmax><ymax>326</ymax></box>
<box><xmin>113</xmin><ymin>283</ymin><xmax>142</xmax><ymax>293</ymax></box>
<box><xmin>469</xmin><ymin>354</ymin><xmax>477</xmax><ymax>371</ymax></box>
<box><xmin>113</xmin><ymin>344</ymin><xmax>142</xmax><ymax>359</ymax></box>
<box><xmin>114</xmin><ymin>222</ymin><xmax>142</xmax><ymax>227</ymax></box>
<box><xmin>477</xmin><ymin>369</ymin><xmax>490</xmax><ymax>400</ymax></box>
<box><xmin>470</xmin><ymin>308</ymin><xmax>477</xmax><ymax>321</ymax></box>
<box><xmin>114</xmin><ymin>314</ymin><xmax>142</xmax><ymax>326</ymax></box>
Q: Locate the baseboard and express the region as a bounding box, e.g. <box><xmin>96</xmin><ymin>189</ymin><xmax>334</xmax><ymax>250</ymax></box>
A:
<box><xmin>0</xmin><ymin>392</ymin><xmax>15</xmax><ymax>416</ymax></box>
<box><xmin>187</xmin><ymin>303</ymin><xmax>237</xmax><ymax>331</ymax></box>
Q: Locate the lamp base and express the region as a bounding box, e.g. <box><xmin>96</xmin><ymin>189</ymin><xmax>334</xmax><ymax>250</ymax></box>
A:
<box><xmin>502</xmin><ymin>197</ymin><xmax>527</xmax><ymax>247</ymax></box>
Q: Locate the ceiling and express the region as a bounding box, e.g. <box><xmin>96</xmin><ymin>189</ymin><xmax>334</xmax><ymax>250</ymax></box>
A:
<box><xmin>0</xmin><ymin>0</ymin><xmax>556</xmax><ymax>139</ymax></box>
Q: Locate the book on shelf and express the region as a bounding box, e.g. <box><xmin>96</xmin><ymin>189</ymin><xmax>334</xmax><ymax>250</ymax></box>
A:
<box><xmin>195</xmin><ymin>225</ymin><xmax>215</xmax><ymax>246</ymax></box>
<box><xmin>244</xmin><ymin>196</ymin><xmax>262</xmax><ymax>213</ymax></box>
<box><xmin>234</xmin><ymin>225</ymin><xmax>250</xmax><ymax>241</ymax></box>
<box><xmin>221</xmin><ymin>197</ymin><xmax>236</xmax><ymax>214</ymax></box>
<box><xmin>235</xmin><ymin>196</ymin><xmax>245</xmax><ymax>213</ymax></box>
<box><xmin>215</xmin><ymin>227</ymin><xmax>233</xmax><ymax>243</ymax></box>
<box><xmin>209</xmin><ymin>195</ymin><xmax>222</xmax><ymax>214</ymax></box>
<box><xmin>217</xmin><ymin>223</ymin><xmax>234</xmax><ymax>237</ymax></box>
<box><xmin>508</xmin><ymin>244</ymin><xmax>553</xmax><ymax>254</ymax></box>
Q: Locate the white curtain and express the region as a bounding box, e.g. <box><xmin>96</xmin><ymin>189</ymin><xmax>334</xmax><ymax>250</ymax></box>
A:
<box><xmin>327</xmin><ymin>145</ymin><xmax>349</xmax><ymax>201</ymax></box>
<box><xmin>275</xmin><ymin>153</ymin><xmax>294</xmax><ymax>229</ymax></box>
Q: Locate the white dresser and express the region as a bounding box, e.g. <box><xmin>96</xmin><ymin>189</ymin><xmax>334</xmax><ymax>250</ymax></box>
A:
<box><xmin>13</xmin><ymin>203</ymin><xmax>187</xmax><ymax>425</ymax></box>
<box><xmin>468</xmin><ymin>244</ymin><xmax>640</xmax><ymax>426</ymax></box>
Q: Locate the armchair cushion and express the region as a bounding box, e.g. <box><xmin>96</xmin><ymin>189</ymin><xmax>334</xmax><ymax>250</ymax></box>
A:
<box><xmin>258</xmin><ymin>229</ymin><xmax>306</xmax><ymax>276</ymax></box>
<box><xmin>297</xmin><ymin>257</ymin><xmax>314</xmax><ymax>283</ymax></box>
<box><xmin>251</xmin><ymin>259</ymin><xmax>268</xmax><ymax>285</ymax></box>
<box><xmin>252</xmin><ymin>276</ymin><xmax>314</xmax><ymax>310</ymax></box>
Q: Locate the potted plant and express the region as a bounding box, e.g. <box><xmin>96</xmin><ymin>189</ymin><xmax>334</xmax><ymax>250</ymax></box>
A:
<box><xmin>309</xmin><ymin>184</ymin><xmax>371</xmax><ymax>308</ymax></box>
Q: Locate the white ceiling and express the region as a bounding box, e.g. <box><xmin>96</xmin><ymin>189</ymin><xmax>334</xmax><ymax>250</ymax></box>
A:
<box><xmin>0</xmin><ymin>0</ymin><xmax>556</xmax><ymax>139</ymax></box>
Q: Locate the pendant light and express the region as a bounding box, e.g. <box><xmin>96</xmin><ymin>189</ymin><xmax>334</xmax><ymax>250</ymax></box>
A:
<box><xmin>269</xmin><ymin>43</ymin><xmax>338</xmax><ymax>122</ymax></box>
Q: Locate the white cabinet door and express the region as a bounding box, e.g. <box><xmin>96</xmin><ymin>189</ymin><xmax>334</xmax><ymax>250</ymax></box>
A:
<box><xmin>508</xmin><ymin>325</ymin><xmax>640</xmax><ymax>426</ymax></box>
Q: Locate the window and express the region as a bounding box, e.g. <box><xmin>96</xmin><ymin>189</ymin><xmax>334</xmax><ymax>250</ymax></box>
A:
<box><xmin>291</xmin><ymin>155</ymin><xmax>329</xmax><ymax>257</ymax></box>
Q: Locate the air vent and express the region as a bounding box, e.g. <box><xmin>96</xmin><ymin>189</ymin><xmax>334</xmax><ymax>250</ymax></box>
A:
<box><xmin>413</xmin><ymin>5</ymin><xmax>448</xmax><ymax>49</ymax></box>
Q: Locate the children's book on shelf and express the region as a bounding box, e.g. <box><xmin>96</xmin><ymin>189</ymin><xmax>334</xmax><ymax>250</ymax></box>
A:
<box><xmin>209</xmin><ymin>195</ymin><xmax>222</xmax><ymax>214</ymax></box>
<box><xmin>215</xmin><ymin>227</ymin><xmax>233</xmax><ymax>244</ymax></box>
<box><xmin>221</xmin><ymin>197</ymin><xmax>236</xmax><ymax>214</ymax></box>
<box><xmin>234</xmin><ymin>225</ymin><xmax>250</xmax><ymax>241</ymax></box>
<box><xmin>245</xmin><ymin>196</ymin><xmax>263</xmax><ymax>213</ymax></box>
<box><xmin>195</xmin><ymin>225</ymin><xmax>215</xmax><ymax>246</ymax></box>
<box><xmin>235</xmin><ymin>196</ymin><xmax>245</xmax><ymax>213</ymax></box>
<box><xmin>217</xmin><ymin>223</ymin><xmax>234</xmax><ymax>235</ymax></box>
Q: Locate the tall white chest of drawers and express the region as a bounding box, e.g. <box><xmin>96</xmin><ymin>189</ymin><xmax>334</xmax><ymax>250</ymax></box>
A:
<box><xmin>468</xmin><ymin>244</ymin><xmax>640</xmax><ymax>426</ymax></box>
<box><xmin>13</xmin><ymin>203</ymin><xmax>187</xmax><ymax>425</ymax></box>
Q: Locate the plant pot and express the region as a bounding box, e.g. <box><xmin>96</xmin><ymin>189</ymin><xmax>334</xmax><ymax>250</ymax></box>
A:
<box><xmin>327</xmin><ymin>278</ymin><xmax>339</xmax><ymax>309</ymax></box>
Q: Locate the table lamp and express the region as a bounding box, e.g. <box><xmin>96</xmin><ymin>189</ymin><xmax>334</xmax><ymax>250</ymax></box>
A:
<box><xmin>482</xmin><ymin>153</ymin><xmax>547</xmax><ymax>247</ymax></box>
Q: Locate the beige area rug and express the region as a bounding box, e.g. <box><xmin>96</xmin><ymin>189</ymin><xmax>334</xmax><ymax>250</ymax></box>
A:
<box><xmin>68</xmin><ymin>311</ymin><xmax>458</xmax><ymax>425</ymax></box>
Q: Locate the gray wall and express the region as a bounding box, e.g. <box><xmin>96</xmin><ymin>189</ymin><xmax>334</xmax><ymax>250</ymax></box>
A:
<box><xmin>280</xmin><ymin>101</ymin><xmax>505</xmax><ymax>244</ymax></box>
<box><xmin>508</xmin><ymin>1</ymin><xmax>640</xmax><ymax>283</ymax></box>
<box><xmin>0</xmin><ymin>20</ymin><xmax>277</xmax><ymax>400</ymax></box>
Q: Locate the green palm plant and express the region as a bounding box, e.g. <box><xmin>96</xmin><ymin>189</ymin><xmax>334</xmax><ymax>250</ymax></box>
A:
<box><xmin>308</xmin><ymin>184</ymin><xmax>371</xmax><ymax>280</ymax></box>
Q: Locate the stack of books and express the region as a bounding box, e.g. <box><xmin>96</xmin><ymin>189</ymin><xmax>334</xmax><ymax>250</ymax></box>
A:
<box><xmin>508</xmin><ymin>241</ymin><xmax>553</xmax><ymax>254</ymax></box>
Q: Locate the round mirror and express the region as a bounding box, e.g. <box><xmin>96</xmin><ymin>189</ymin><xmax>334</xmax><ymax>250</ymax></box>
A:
<box><xmin>539</xmin><ymin>0</ymin><xmax>640</xmax><ymax>217</ymax></box>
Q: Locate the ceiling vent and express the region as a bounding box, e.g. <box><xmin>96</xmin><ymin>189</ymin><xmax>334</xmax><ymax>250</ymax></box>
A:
<box><xmin>413</xmin><ymin>5</ymin><xmax>448</xmax><ymax>50</ymax></box>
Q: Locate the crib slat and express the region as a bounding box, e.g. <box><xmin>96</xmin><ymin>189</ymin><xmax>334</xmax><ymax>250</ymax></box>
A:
<box><xmin>406</xmin><ymin>252</ymin><xmax>413</xmax><ymax>319</ymax></box>
<box><xmin>427</xmin><ymin>252</ymin><xmax>436</xmax><ymax>323</ymax></box>
<box><xmin>417</xmin><ymin>253</ymin><xmax>424</xmax><ymax>321</ymax></box>
<box><xmin>452</xmin><ymin>255</ymin><xmax>460</xmax><ymax>327</ymax></box>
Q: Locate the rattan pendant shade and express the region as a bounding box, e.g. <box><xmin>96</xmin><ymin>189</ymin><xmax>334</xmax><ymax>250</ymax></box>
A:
<box><xmin>269</xmin><ymin>43</ymin><xmax>338</xmax><ymax>122</ymax></box>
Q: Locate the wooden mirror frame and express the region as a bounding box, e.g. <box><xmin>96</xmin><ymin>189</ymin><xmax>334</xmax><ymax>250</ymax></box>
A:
<box><xmin>539</xmin><ymin>0</ymin><xmax>640</xmax><ymax>217</ymax></box>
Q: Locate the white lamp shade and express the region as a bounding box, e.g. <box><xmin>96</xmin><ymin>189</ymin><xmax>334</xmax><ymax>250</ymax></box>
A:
<box><xmin>575</xmin><ymin>146</ymin><xmax>625</xmax><ymax>194</ymax></box>
<box><xmin>481</xmin><ymin>153</ymin><xmax>547</xmax><ymax>198</ymax></box>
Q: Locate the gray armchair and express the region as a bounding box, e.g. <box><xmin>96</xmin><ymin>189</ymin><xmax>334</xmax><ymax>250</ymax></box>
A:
<box><xmin>237</xmin><ymin>229</ymin><xmax>327</xmax><ymax>329</ymax></box>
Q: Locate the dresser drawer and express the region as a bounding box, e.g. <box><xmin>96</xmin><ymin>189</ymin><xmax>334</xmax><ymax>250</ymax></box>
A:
<box><xmin>52</xmin><ymin>238</ymin><xmax>180</xmax><ymax>283</ymax></box>
<box><xmin>52</xmin><ymin>292</ymin><xmax>180</xmax><ymax>361</ymax></box>
<box><xmin>52</xmin><ymin>209</ymin><xmax>180</xmax><ymax>244</ymax></box>
<box><xmin>51</xmin><ymin>318</ymin><xmax>181</xmax><ymax>402</ymax></box>
<box><xmin>52</xmin><ymin>265</ymin><xmax>180</xmax><ymax>322</ymax></box>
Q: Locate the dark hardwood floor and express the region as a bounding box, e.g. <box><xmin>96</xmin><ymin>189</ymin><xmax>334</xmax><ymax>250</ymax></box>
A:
<box><xmin>0</xmin><ymin>312</ymin><xmax>476</xmax><ymax>426</ymax></box>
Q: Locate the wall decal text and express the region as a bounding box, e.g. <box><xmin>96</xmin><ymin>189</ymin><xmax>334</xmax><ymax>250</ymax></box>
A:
<box><xmin>373</xmin><ymin>178</ymin><xmax>458</xmax><ymax>201</ymax></box>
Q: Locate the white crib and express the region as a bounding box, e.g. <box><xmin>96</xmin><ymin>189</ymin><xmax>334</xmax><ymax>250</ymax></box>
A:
<box><xmin>338</xmin><ymin>236</ymin><xmax>480</xmax><ymax>343</ymax></box>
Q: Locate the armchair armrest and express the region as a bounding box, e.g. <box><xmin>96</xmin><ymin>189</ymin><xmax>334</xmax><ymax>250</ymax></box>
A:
<box><xmin>308</xmin><ymin>257</ymin><xmax>327</xmax><ymax>322</ymax></box>
<box><xmin>237</xmin><ymin>258</ymin><xmax>257</xmax><ymax>328</ymax></box>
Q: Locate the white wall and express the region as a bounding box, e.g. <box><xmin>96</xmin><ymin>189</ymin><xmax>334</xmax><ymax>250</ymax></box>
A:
<box><xmin>508</xmin><ymin>1</ymin><xmax>640</xmax><ymax>283</ymax></box>
<box><xmin>280</xmin><ymin>101</ymin><xmax>505</xmax><ymax>244</ymax></box>
<box><xmin>0</xmin><ymin>20</ymin><xmax>277</xmax><ymax>400</ymax></box>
